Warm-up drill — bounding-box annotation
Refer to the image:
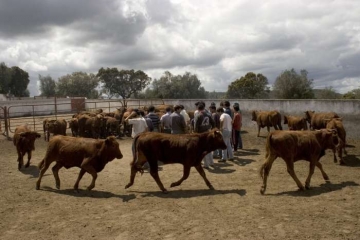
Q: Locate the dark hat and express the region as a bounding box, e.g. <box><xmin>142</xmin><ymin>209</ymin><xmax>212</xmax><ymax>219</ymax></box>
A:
<box><xmin>133</xmin><ymin>109</ymin><xmax>140</xmax><ymax>115</ymax></box>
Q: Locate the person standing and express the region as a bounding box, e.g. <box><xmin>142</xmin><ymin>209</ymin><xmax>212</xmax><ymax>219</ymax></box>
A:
<box><xmin>232</xmin><ymin>105</ymin><xmax>243</xmax><ymax>151</ymax></box>
<box><xmin>146</xmin><ymin>105</ymin><xmax>160</xmax><ymax>132</ymax></box>
<box><xmin>217</xmin><ymin>107</ymin><xmax>234</xmax><ymax>162</ymax></box>
<box><xmin>170</xmin><ymin>105</ymin><xmax>186</xmax><ymax>134</ymax></box>
<box><xmin>160</xmin><ymin>107</ymin><xmax>172</xmax><ymax>134</ymax></box>
<box><xmin>209</xmin><ymin>105</ymin><xmax>222</xmax><ymax>159</ymax></box>
<box><xmin>194</xmin><ymin>103</ymin><xmax>215</xmax><ymax>169</ymax></box>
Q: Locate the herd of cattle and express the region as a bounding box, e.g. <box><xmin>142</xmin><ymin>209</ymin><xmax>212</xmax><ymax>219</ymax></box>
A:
<box><xmin>11</xmin><ymin>104</ymin><xmax>348</xmax><ymax>195</ymax></box>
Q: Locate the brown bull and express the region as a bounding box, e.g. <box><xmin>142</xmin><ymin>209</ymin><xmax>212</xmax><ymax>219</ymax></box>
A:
<box><xmin>283</xmin><ymin>115</ymin><xmax>308</xmax><ymax>130</ymax></box>
<box><xmin>260</xmin><ymin>129</ymin><xmax>338</xmax><ymax>194</ymax></box>
<box><xmin>13</xmin><ymin>125</ymin><xmax>41</xmax><ymax>170</ymax></box>
<box><xmin>125</xmin><ymin>129</ymin><xmax>227</xmax><ymax>193</ymax></box>
<box><xmin>251</xmin><ymin>110</ymin><xmax>282</xmax><ymax>137</ymax></box>
<box><xmin>325</xmin><ymin>118</ymin><xmax>347</xmax><ymax>165</ymax></box>
<box><xmin>304</xmin><ymin>111</ymin><xmax>340</xmax><ymax>130</ymax></box>
<box><xmin>36</xmin><ymin>136</ymin><xmax>123</xmax><ymax>191</ymax></box>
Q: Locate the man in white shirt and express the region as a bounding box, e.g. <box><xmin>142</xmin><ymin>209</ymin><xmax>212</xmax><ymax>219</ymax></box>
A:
<box><xmin>125</xmin><ymin>109</ymin><xmax>148</xmax><ymax>138</ymax></box>
<box><xmin>217</xmin><ymin>107</ymin><xmax>234</xmax><ymax>162</ymax></box>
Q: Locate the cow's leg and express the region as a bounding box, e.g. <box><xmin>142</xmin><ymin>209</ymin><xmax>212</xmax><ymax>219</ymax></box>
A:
<box><xmin>25</xmin><ymin>151</ymin><xmax>32</xmax><ymax>168</ymax></box>
<box><xmin>260</xmin><ymin>154</ymin><xmax>276</xmax><ymax>195</ymax></box>
<box><xmin>51</xmin><ymin>162</ymin><xmax>63</xmax><ymax>189</ymax></box>
<box><xmin>170</xmin><ymin>165</ymin><xmax>191</xmax><ymax>188</ymax></box>
<box><xmin>36</xmin><ymin>159</ymin><xmax>52</xmax><ymax>190</ymax></box>
<box><xmin>149</xmin><ymin>168</ymin><xmax>167</xmax><ymax>193</ymax></box>
<box><xmin>81</xmin><ymin>165</ymin><xmax>97</xmax><ymax>191</ymax></box>
<box><xmin>285</xmin><ymin>160</ymin><xmax>305</xmax><ymax>190</ymax></box>
<box><xmin>338</xmin><ymin>144</ymin><xmax>346</xmax><ymax>165</ymax></box>
<box><xmin>257</xmin><ymin>125</ymin><xmax>261</xmax><ymax>137</ymax></box>
<box><xmin>17</xmin><ymin>150</ymin><xmax>24</xmax><ymax>170</ymax></box>
<box><xmin>125</xmin><ymin>165</ymin><xmax>138</xmax><ymax>189</ymax></box>
<box><xmin>332</xmin><ymin>147</ymin><xmax>337</xmax><ymax>163</ymax></box>
<box><xmin>305</xmin><ymin>160</ymin><xmax>317</xmax><ymax>189</ymax></box>
<box><xmin>267</xmin><ymin>126</ymin><xmax>270</xmax><ymax>134</ymax></box>
<box><xmin>316</xmin><ymin>161</ymin><xmax>329</xmax><ymax>181</ymax></box>
<box><xmin>194</xmin><ymin>165</ymin><xmax>214</xmax><ymax>190</ymax></box>
<box><xmin>73</xmin><ymin>168</ymin><xmax>86</xmax><ymax>192</ymax></box>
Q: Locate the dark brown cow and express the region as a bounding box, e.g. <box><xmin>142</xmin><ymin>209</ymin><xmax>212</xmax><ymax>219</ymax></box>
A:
<box><xmin>125</xmin><ymin>129</ymin><xmax>227</xmax><ymax>193</ymax></box>
<box><xmin>77</xmin><ymin>114</ymin><xmax>105</xmax><ymax>138</ymax></box>
<box><xmin>325</xmin><ymin>118</ymin><xmax>347</xmax><ymax>165</ymax></box>
<box><xmin>283</xmin><ymin>115</ymin><xmax>308</xmax><ymax>130</ymax></box>
<box><xmin>13</xmin><ymin>125</ymin><xmax>41</xmax><ymax>170</ymax></box>
<box><xmin>304</xmin><ymin>111</ymin><xmax>340</xmax><ymax>130</ymax></box>
<box><xmin>43</xmin><ymin>118</ymin><xmax>67</xmax><ymax>141</ymax></box>
<box><xmin>260</xmin><ymin>129</ymin><xmax>338</xmax><ymax>194</ymax></box>
<box><xmin>68</xmin><ymin>118</ymin><xmax>79</xmax><ymax>137</ymax></box>
<box><xmin>251</xmin><ymin>110</ymin><xmax>282</xmax><ymax>137</ymax></box>
<box><xmin>36</xmin><ymin>136</ymin><xmax>123</xmax><ymax>191</ymax></box>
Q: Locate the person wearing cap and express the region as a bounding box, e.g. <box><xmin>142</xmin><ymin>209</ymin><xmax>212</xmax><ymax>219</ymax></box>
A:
<box><xmin>170</xmin><ymin>105</ymin><xmax>186</xmax><ymax>134</ymax></box>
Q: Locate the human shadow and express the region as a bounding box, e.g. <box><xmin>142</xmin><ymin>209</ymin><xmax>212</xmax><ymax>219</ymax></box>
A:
<box><xmin>270</xmin><ymin>181</ymin><xmax>359</xmax><ymax>197</ymax></box>
<box><xmin>342</xmin><ymin>154</ymin><xmax>360</xmax><ymax>167</ymax></box>
<box><xmin>41</xmin><ymin>186</ymin><xmax>136</xmax><ymax>202</ymax></box>
<box><xmin>234</xmin><ymin>149</ymin><xmax>260</xmax><ymax>157</ymax></box>
<box><xmin>135</xmin><ymin>188</ymin><xmax>247</xmax><ymax>199</ymax></box>
<box><xmin>19</xmin><ymin>165</ymin><xmax>40</xmax><ymax>178</ymax></box>
<box><xmin>231</xmin><ymin>158</ymin><xmax>256</xmax><ymax>167</ymax></box>
<box><xmin>206</xmin><ymin>165</ymin><xmax>236</xmax><ymax>174</ymax></box>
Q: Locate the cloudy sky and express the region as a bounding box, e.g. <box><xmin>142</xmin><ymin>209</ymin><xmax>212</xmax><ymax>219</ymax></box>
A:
<box><xmin>1</xmin><ymin>0</ymin><xmax>360</xmax><ymax>96</ymax></box>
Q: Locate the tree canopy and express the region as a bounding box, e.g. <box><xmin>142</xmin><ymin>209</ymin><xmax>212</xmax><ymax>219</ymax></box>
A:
<box><xmin>56</xmin><ymin>72</ymin><xmax>99</xmax><ymax>99</ymax></box>
<box><xmin>343</xmin><ymin>88</ymin><xmax>360</xmax><ymax>99</ymax></box>
<box><xmin>0</xmin><ymin>63</ymin><xmax>30</xmax><ymax>97</ymax></box>
<box><xmin>144</xmin><ymin>71</ymin><xmax>207</xmax><ymax>99</ymax></box>
<box><xmin>226</xmin><ymin>72</ymin><xmax>269</xmax><ymax>99</ymax></box>
<box><xmin>315</xmin><ymin>87</ymin><xmax>341</xmax><ymax>99</ymax></box>
<box><xmin>39</xmin><ymin>74</ymin><xmax>56</xmax><ymax>97</ymax></box>
<box><xmin>273</xmin><ymin>69</ymin><xmax>314</xmax><ymax>99</ymax></box>
<box><xmin>97</xmin><ymin>68</ymin><xmax>151</xmax><ymax>105</ymax></box>
<box><xmin>0</xmin><ymin>62</ymin><xmax>12</xmax><ymax>94</ymax></box>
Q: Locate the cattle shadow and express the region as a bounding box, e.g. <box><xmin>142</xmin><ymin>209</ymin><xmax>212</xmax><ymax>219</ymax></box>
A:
<box><xmin>40</xmin><ymin>186</ymin><xmax>136</xmax><ymax>202</ymax></box>
<box><xmin>19</xmin><ymin>165</ymin><xmax>40</xmax><ymax>178</ymax></box>
<box><xmin>270</xmin><ymin>181</ymin><xmax>359</xmax><ymax>197</ymax></box>
<box><xmin>135</xmin><ymin>188</ymin><xmax>247</xmax><ymax>199</ymax></box>
<box><xmin>342</xmin><ymin>154</ymin><xmax>360</xmax><ymax>167</ymax></box>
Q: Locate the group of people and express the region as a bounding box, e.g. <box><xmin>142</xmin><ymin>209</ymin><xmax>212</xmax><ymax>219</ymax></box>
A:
<box><xmin>124</xmin><ymin>101</ymin><xmax>243</xmax><ymax>170</ymax></box>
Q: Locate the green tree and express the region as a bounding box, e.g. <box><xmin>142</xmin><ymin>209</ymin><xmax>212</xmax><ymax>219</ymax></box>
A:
<box><xmin>39</xmin><ymin>74</ymin><xmax>56</xmax><ymax>97</ymax></box>
<box><xmin>315</xmin><ymin>87</ymin><xmax>341</xmax><ymax>99</ymax></box>
<box><xmin>56</xmin><ymin>72</ymin><xmax>100</xmax><ymax>99</ymax></box>
<box><xmin>0</xmin><ymin>62</ymin><xmax>12</xmax><ymax>94</ymax></box>
<box><xmin>145</xmin><ymin>71</ymin><xmax>207</xmax><ymax>99</ymax></box>
<box><xmin>273</xmin><ymin>69</ymin><xmax>314</xmax><ymax>99</ymax></box>
<box><xmin>9</xmin><ymin>66</ymin><xmax>30</xmax><ymax>97</ymax></box>
<box><xmin>97</xmin><ymin>68</ymin><xmax>151</xmax><ymax>105</ymax></box>
<box><xmin>343</xmin><ymin>88</ymin><xmax>360</xmax><ymax>99</ymax></box>
<box><xmin>226</xmin><ymin>72</ymin><xmax>269</xmax><ymax>99</ymax></box>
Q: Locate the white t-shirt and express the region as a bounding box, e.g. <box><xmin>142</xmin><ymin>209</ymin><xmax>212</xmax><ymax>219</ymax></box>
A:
<box><xmin>220</xmin><ymin>113</ymin><xmax>232</xmax><ymax>131</ymax></box>
<box><xmin>180</xmin><ymin>109</ymin><xmax>190</xmax><ymax>123</ymax></box>
<box><xmin>128</xmin><ymin>117</ymin><xmax>148</xmax><ymax>138</ymax></box>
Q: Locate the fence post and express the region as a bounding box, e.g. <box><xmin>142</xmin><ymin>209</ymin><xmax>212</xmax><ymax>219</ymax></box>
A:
<box><xmin>4</xmin><ymin>106</ymin><xmax>10</xmax><ymax>140</ymax></box>
<box><xmin>54</xmin><ymin>96</ymin><xmax>58</xmax><ymax>119</ymax></box>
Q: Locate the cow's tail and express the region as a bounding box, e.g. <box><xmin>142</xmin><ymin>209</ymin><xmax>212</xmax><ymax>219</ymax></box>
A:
<box><xmin>260</xmin><ymin>133</ymin><xmax>273</xmax><ymax>179</ymax></box>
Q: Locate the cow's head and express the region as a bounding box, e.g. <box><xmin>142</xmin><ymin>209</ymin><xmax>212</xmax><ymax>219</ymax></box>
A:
<box><xmin>315</xmin><ymin>128</ymin><xmax>339</xmax><ymax>150</ymax></box>
<box><xmin>251</xmin><ymin>110</ymin><xmax>258</xmax><ymax>121</ymax></box>
<box><xmin>99</xmin><ymin>136</ymin><xmax>123</xmax><ymax>161</ymax></box>
<box><xmin>209</xmin><ymin>129</ymin><xmax>227</xmax><ymax>150</ymax></box>
<box><xmin>20</xmin><ymin>131</ymin><xmax>41</xmax><ymax>150</ymax></box>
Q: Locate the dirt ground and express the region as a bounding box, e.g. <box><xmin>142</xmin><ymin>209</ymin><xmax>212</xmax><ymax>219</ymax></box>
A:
<box><xmin>0</xmin><ymin>126</ymin><xmax>359</xmax><ymax>240</ymax></box>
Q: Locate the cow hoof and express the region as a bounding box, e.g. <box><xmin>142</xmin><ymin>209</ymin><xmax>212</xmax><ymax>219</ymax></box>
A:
<box><xmin>208</xmin><ymin>185</ymin><xmax>215</xmax><ymax>190</ymax></box>
<box><xmin>125</xmin><ymin>183</ymin><xmax>132</xmax><ymax>189</ymax></box>
<box><xmin>36</xmin><ymin>185</ymin><xmax>40</xmax><ymax>190</ymax></box>
<box><xmin>260</xmin><ymin>188</ymin><xmax>266</xmax><ymax>195</ymax></box>
<box><xmin>56</xmin><ymin>184</ymin><xmax>60</xmax><ymax>190</ymax></box>
<box><xmin>162</xmin><ymin>189</ymin><xmax>168</xmax><ymax>194</ymax></box>
<box><xmin>25</xmin><ymin>163</ymin><xmax>30</xmax><ymax>168</ymax></box>
<box><xmin>340</xmin><ymin>161</ymin><xmax>346</xmax><ymax>165</ymax></box>
<box><xmin>305</xmin><ymin>185</ymin><xmax>310</xmax><ymax>190</ymax></box>
<box><xmin>170</xmin><ymin>183</ymin><xmax>178</xmax><ymax>188</ymax></box>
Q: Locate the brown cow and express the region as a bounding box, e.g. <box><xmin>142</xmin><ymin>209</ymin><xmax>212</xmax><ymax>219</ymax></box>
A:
<box><xmin>325</xmin><ymin>118</ymin><xmax>347</xmax><ymax>165</ymax></box>
<box><xmin>251</xmin><ymin>110</ymin><xmax>282</xmax><ymax>137</ymax></box>
<box><xmin>125</xmin><ymin>129</ymin><xmax>227</xmax><ymax>193</ymax></box>
<box><xmin>36</xmin><ymin>136</ymin><xmax>123</xmax><ymax>191</ymax></box>
<box><xmin>260</xmin><ymin>129</ymin><xmax>338</xmax><ymax>194</ymax></box>
<box><xmin>43</xmin><ymin>118</ymin><xmax>67</xmax><ymax>141</ymax></box>
<box><xmin>304</xmin><ymin>111</ymin><xmax>340</xmax><ymax>130</ymax></box>
<box><xmin>68</xmin><ymin>118</ymin><xmax>79</xmax><ymax>137</ymax></box>
<box><xmin>77</xmin><ymin>114</ymin><xmax>105</xmax><ymax>138</ymax></box>
<box><xmin>13</xmin><ymin>125</ymin><xmax>41</xmax><ymax>170</ymax></box>
<box><xmin>283</xmin><ymin>115</ymin><xmax>308</xmax><ymax>130</ymax></box>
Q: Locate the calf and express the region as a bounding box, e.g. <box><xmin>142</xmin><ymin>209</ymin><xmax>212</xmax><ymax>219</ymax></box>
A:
<box><xmin>325</xmin><ymin>118</ymin><xmax>347</xmax><ymax>165</ymax></box>
<box><xmin>283</xmin><ymin>115</ymin><xmax>308</xmax><ymax>130</ymax></box>
<box><xmin>125</xmin><ymin>129</ymin><xmax>227</xmax><ymax>193</ymax></box>
<box><xmin>260</xmin><ymin>129</ymin><xmax>338</xmax><ymax>194</ymax></box>
<box><xmin>13</xmin><ymin>125</ymin><xmax>41</xmax><ymax>170</ymax></box>
<box><xmin>43</xmin><ymin>119</ymin><xmax>67</xmax><ymax>141</ymax></box>
<box><xmin>36</xmin><ymin>136</ymin><xmax>123</xmax><ymax>191</ymax></box>
<box><xmin>251</xmin><ymin>110</ymin><xmax>282</xmax><ymax>137</ymax></box>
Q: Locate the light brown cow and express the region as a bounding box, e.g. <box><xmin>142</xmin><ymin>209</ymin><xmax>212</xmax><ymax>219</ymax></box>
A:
<box><xmin>43</xmin><ymin>118</ymin><xmax>67</xmax><ymax>141</ymax></box>
<box><xmin>36</xmin><ymin>135</ymin><xmax>123</xmax><ymax>191</ymax></box>
<box><xmin>283</xmin><ymin>115</ymin><xmax>308</xmax><ymax>130</ymax></box>
<box><xmin>304</xmin><ymin>111</ymin><xmax>340</xmax><ymax>130</ymax></box>
<box><xmin>325</xmin><ymin>118</ymin><xmax>347</xmax><ymax>165</ymax></box>
<box><xmin>251</xmin><ymin>110</ymin><xmax>282</xmax><ymax>137</ymax></box>
<box><xmin>125</xmin><ymin>129</ymin><xmax>227</xmax><ymax>193</ymax></box>
<box><xmin>13</xmin><ymin>125</ymin><xmax>41</xmax><ymax>170</ymax></box>
<box><xmin>260</xmin><ymin>129</ymin><xmax>338</xmax><ymax>194</ymax></box>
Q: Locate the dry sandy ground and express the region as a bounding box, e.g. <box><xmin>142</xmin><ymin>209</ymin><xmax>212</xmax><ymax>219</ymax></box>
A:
<box><xmin>0</xmin><ymin>126</ymin><xmax>359</xmax><ymax>240</ymax></box>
